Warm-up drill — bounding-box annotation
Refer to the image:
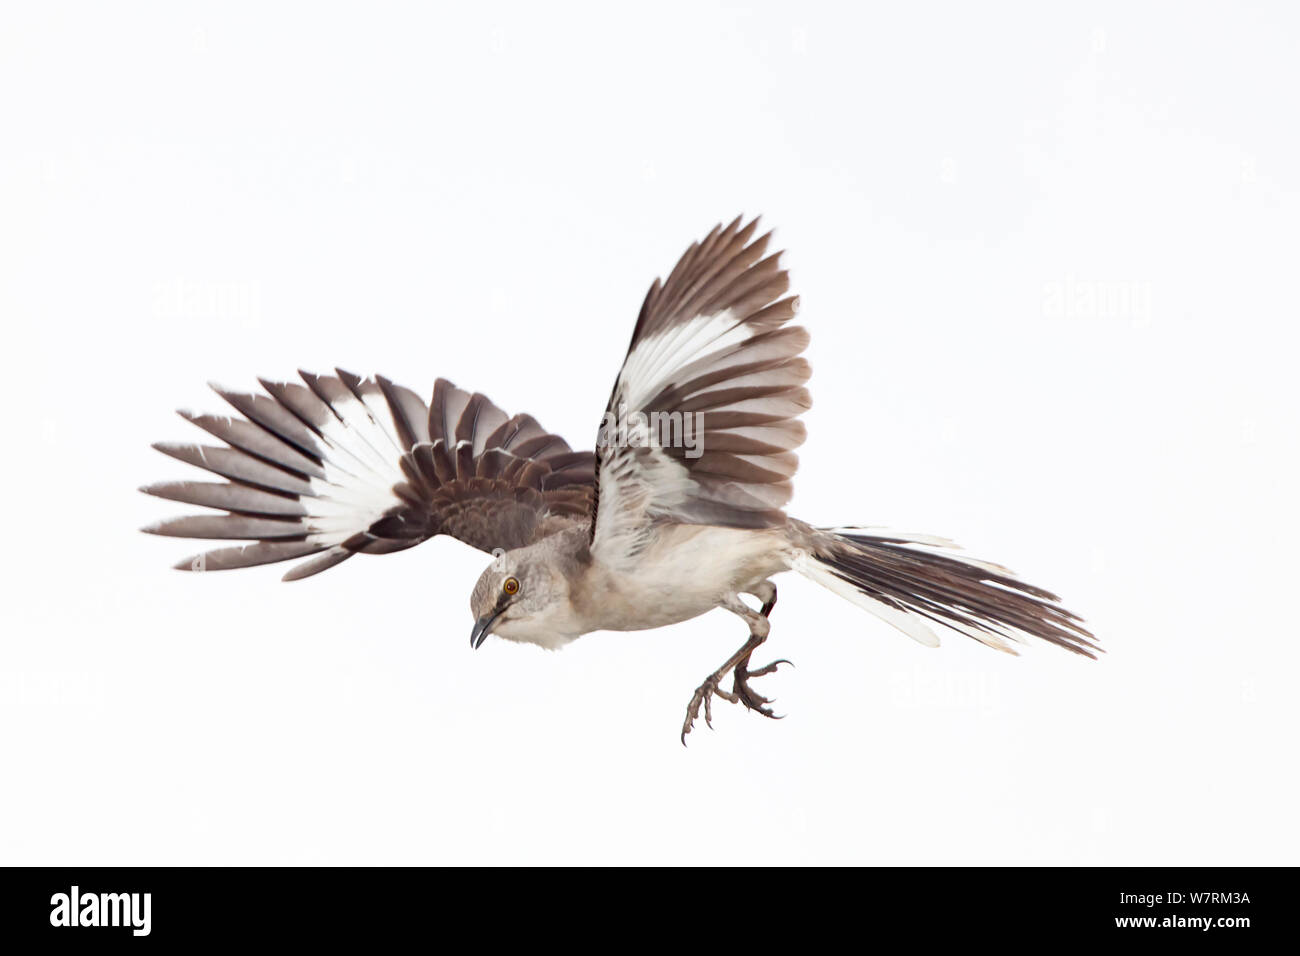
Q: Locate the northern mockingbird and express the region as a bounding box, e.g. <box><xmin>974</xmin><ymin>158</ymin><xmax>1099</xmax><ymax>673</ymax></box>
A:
<box><xmin>144</xmin><ymin>217</ymin><xmax>1096</xmax><ymax>741</ymax></box>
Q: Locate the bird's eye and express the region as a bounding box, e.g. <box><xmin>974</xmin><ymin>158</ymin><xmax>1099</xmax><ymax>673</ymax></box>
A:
<box><xmin>502</xmin><ymin>576</ymin><xmax>520</xmax><ymax>595</ymax></box>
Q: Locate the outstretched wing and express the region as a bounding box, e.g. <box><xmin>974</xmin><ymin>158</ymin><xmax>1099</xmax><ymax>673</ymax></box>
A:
<box><xmin>143</xmin><ymin>371</ymin><xmax>595</xmax><ymax>580</ymax></box>
<box><xmin>591</xmin><ymin>216</ymin><xmax>809</xmax><ymax>565</ymax></box>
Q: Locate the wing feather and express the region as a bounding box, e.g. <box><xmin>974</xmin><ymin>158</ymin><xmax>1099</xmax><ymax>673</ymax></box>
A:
<box><xmin>144</xmin><ymin>372</ymin><xmax>595</xmax><ymax>579</ymax></box>
<box><xmin>591</xmin><ymin>217</ymin><xmax>808</xmax><ymax>564</ymax></box>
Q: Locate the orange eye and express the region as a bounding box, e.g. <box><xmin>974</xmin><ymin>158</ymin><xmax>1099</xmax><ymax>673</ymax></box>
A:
<box><xmin>502</xmin><ymin>577</ymin><xmax>520</xmax><ymax>595</ymax></box>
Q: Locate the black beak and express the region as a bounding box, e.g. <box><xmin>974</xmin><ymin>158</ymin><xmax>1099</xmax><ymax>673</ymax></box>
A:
<box><xmin>470</xmin><ymin>609</ymin><xmax>503</xmax><ymax>649</ymax></box>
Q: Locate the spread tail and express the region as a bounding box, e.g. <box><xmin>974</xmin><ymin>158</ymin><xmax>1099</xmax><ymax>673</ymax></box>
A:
<box><xmin>794</xmin><ymin>527</ymin><xmax>1098</xmax><ymax>657</ymax></box>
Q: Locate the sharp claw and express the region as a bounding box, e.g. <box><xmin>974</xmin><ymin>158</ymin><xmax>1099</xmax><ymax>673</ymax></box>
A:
<box><xmin>745</xmin><ymin>658</ymin><xmax>792</xmax><ymax>678</ymax></box>
<box><xmin>682</xmin><ymin>691</ymin><xmax>702</xmax><ymax>744</ymax></box>
<box><xmin>732</xmin><ymin>668</ymin><xmax>787</xmax><ymax>718</ymax></box>
<box><xmin>678</xmin><ymin>644</ymin><xmax>792</xmax><ymax>738</ymax></box>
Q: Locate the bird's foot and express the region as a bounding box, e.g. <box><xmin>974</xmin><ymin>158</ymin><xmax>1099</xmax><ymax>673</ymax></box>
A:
<box><xmin>681</xmin><ymin>672</ymin><xmax>738</xmax><ymax>744</ymax></box>
<box><xmin>732</xmin><ymin>657</ymin><xmax>791</xmax><ymax>719</ymax></box>
<box><xmin>681</xmin><ymin>655</ymin><xmax>792</xmax><ymax>743</ymax></box>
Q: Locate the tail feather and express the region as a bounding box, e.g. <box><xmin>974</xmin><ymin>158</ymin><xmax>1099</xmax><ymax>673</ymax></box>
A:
<box><xmin>796</xmin><ymin>527</ymin><xmax>1098</xmax><ymax>658</ymax></box>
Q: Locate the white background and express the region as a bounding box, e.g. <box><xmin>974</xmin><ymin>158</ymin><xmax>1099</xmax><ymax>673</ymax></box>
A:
<box><xmin>2</xmin><ymin>2</ymin><xmax>1297</xmax><ymax>865</ymax></box>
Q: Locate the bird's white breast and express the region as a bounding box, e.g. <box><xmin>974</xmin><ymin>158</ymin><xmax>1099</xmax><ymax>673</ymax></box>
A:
<box><xmin>578</xmin><ymin>524</ymin><xmax>791</xmax><ymax>634</ymax></box>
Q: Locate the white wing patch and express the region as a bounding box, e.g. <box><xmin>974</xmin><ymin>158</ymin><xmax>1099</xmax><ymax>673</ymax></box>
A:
<box><xmin>616</xmin><ymin>309</ymin><xmax>749</xmax><ymax>410</ymax></box>
<box><xmin>590</xmin><ymin>220</ymin><xmax>809</xmax><ymax>568</ymax></box>
<box><xmin>593</xmin><ymin>308</ymin><xmax>794</xmax><ymax>567</ymax></box>
<box><xmin>146</xmin><ymin>373</ymin><xmax>421</xmax><ymax>575</ymax></box>
<box><xmin>262</xmin><ymin>378</ymin><xmax>409</xmax><ymax>540</ymax></box>
<box><xmin>146</xmin><ymin>371</ymin><xmax>598</xmax><ymax>578</ymax></box>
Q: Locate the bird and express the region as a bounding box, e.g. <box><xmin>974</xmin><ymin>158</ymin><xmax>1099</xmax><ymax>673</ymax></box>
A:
<box><xmin>142</xmin><ymin>216</ymin><xmax>1097</xmax><ymax>742</ymax></box>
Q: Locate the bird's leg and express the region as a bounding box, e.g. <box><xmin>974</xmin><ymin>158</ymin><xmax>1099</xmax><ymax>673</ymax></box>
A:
<box><xmin>680</xmin><ymin>586</ymin><xmax>790</xmax><ymax>743</ymax></box>
<box><xmin>751</xmin><ymin>580</ymin><xmax>778</xmax><ymax>618</ymax></box>
<box><xmin>731</xmin><ymin>583</ymin><xmax>791</xmax><ymax>715</ymax></box>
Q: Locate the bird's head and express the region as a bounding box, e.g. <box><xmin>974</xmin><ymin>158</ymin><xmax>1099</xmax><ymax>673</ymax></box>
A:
<box><xmin>468</xmin><ymin>548</ymin><xmax>576</xmax><ymax>650</ymax></box>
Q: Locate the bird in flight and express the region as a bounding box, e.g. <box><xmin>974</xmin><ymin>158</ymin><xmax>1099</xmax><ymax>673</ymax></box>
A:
<box><xmin>143</xmin><ymin>217</ymin><xmax>1097</xmax><ymax>741</ymax></box>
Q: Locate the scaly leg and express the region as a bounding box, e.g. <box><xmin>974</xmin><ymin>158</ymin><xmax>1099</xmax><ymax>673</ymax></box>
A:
<box><xmin>681</xmin><ymin>584</ymin><xmax>791</xmax><ymax>743</ymax></box>
<box><xmin>731</xmin><ymin>581</ymin><xmax>789</xmax><ymax>712</ymax></box>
